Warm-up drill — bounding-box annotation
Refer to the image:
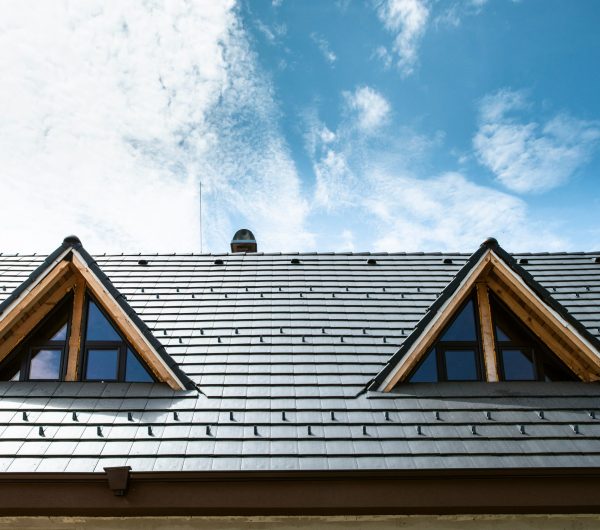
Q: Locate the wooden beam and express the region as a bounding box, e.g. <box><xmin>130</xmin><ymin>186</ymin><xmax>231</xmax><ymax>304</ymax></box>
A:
<box><xmin>0</xmin><ymin>276</ymin><xmax>76</xmax><ymax>364</ymax></box>
<box><xmin>489</xmin><ymin>259</ymin><xmax>600</xmax><ymax>371</ymax></box>
<box><xmin>476</xmin><ymin>282</ymin><xmax>499</xmax><ymax>382</ymax></box>
<box><xmin>382</xmin><ymin>251</ymin><xmax>493</xmax><ymax>391</ymax></box>
<box><xmin>65</xmin><ymin>277</ymin><xmax>86</xmax><ymax>381</ymax></box>
<box><xmin>70</xmin><ymin>253</ymin><xmax>184</xmax><ymax>390</ymax></box>
<box><xmin>0</xmin><ymin>260</ymin><xmax>71</xmax><ymax>338</ymax></box>
<box><xmin>486</xmin><ymin>272</ymin><xmax>598</xmax><ymax>381</ymax></box>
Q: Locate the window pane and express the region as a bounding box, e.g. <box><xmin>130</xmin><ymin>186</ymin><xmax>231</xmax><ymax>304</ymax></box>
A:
<box><xmin>502</xmin><ymin>349</ymin><xmax>536</xmax><ymax>381</ymax></box>
<box><xmin>125</xmin><ymin>349</ymin><xmax>153</xmax><ymax>382</ymax></box>
<box><xmin>495</xmin><ymin>324</ymin><xmax>511</xmax><ymax>342</ymax></box>
<box><xmin>50</xmin><ymin>323</ymin><xmax>68</xmax><ymax>341</ymax></box>
<box><xmin>29</xmin><ymin>349</ymin><xmax>62</xmax><ymax>380</ymax></box>
<box><xmin>490</xmin><ymin>297</ymin><xmax>530</xmax><ymax>344</ymax></box>
<box><xmin>29</xmin><ymin>301</ymin><xmax>70</xmax><ymax>345</ymax></box>
<box><xmin>86</xmin><ymin>301</ymin><xmax>121</xmax><ymax>341</ymax></box>
<box><xmin>85</xmin><ymin>349</ymin><xmax>119</xmax><ymax>380</ymax></box>
<box><xmin>444</xmin><ymin>349</ymin><xmax>478</xmax><ymax>381</ymax></box>
<box><xmin>409</xmin><ymin>348</ymin><xmax>438</xmax><ymax>382</ymax></box>
<box><xmin>441</xmin><ymin>299</ymin><xmax>477</xmax><ymax>341</ymax></box>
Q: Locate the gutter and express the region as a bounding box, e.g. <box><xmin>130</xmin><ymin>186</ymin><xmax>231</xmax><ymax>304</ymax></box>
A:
<box><xmin>0</xmin><ymin>467</ymin><xmax>600</xmax><ymax>516</ymax></box>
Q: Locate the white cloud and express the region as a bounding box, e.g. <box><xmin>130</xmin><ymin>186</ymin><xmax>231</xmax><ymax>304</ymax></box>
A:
<box><xmin>373</xmin><ymin>46</ymin><xmax>393</xmax><ymax>69</ymax></box>
<box><xmin>365</xmin><ymin>171</ymin><xmax>565</xmax><ymax>252</ymax></box>
<box><xmin>375</xmin><ymin>0</ymin><xmax>429</xmax><ymax>76</ymax></box>
<box><xmin>338</xmin><ymin>229</ymin><xmax>355</xmax><ymax>252</ymax></box>
<box><xmin>304</xmin><ymin>90</ymin><xmax>568</xmax><ymax>252</ymax></box>
<box><xmin>0</xmin><ymin>1</ymin><xmax>311</xmax><ymax>253</ymax></box>
<box><xmin>474</xmin><ymin>89</ymin><xmax>600</xmax><ymax>193</ymax></box>
<box><xmin>314</xmin><ymin>149</ymin><xmax>357</xmax><ymax>209</ymax></box>
<box><xmin>310</xmin><ymin>33</ymin><xmax>337</xmax><ymax>64</ymax></box>
<box><xmin>344</xmin><ymin>86</ymin><xmax>391</xmax><ymax>132</ymax></box>
<box><xmin>255</xmin><ymin>20</ymin><xmax>287</xmax><ymax>44</ymax></box>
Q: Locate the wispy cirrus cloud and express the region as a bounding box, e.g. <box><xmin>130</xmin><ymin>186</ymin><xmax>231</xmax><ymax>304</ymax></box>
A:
<box><xmin>474</xmin><ymin>89</ymin><xmax>600</xmax><ymax>193</ymax></box>
<box><xmin>0</xmin><ymin>1</ymin><xmax>311</xmax><ymax>253</ymax></box>
<box><xmin>365</xmin><ymin>171</ymin><xmax>566</xmax><ymax>252</ymax></box>
<box><xmin>374</xmin><ymin>0</ymin><xmax>430</xmax><ymax>76</ymax></box>
<box><xmin>304</xmin><ymin>86</ymin><xmax>568</xmax><ymax>252</ymax></box>
<box><xmin>310</xmin><ymin>33</ymin><xmax>337</xmax><ymax>64</ymax></box>
<box><xmin>343</xmin><ymin>86</ymin><xmax>391</xmax><ymax>132</ymax></box>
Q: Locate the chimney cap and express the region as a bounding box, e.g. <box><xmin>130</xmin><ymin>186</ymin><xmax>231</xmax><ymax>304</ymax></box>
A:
<box><xmin>231</xmin><ymin>229</ymin><xmax>257</xmax><ymax>253</ymax></box>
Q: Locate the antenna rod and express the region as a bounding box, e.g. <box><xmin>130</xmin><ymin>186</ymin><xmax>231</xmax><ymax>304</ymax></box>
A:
<box><xmin>199</xmin><ymin>180</ymin><xmax>203</xmax><ymax>253</ymax></box>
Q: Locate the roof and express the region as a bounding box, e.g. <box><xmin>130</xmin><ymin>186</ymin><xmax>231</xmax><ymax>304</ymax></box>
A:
<box><xmin>0</xmin><ymin>248</ymin><xmax>599</xmax><ymax>473</ymax></box>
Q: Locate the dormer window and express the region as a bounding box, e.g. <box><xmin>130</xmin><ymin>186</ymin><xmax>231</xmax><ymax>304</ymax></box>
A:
<box><xmin>409</xmin><ymin>297</ymin><xmax>483</xmax><ymax>382</ymax></box>
<box><xmin>0</xmin><ymin>237</ymin><xmax>194</xmax><ymax>389</ymax></box>
<box><xmin>81</xmin><ymin>298</ymin><xmax>152</xmax><ymax>382</ymax></box>
<box><xmin>0</xmin><ymin>294</ymin><xmax>154</xmax><ymax>383</ymax></box>
<box><xmin>407</xmin><ymin>288</ymin><xmax>575</xmax><ymax>383</ymax></box>
<box><xmin>490</xmin><ymin>295</ymin><xmax>574</xmax><ymax>382</ymax></box>
<box><xmin>2</xmin><ymin>297</ymin><xmax>72</xmax><ymax>382</ymax></box>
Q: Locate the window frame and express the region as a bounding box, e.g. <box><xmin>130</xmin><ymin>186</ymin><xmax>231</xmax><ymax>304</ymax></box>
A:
<box><xmin>490</xmin><ymin>294</ymin><xmax>575</xmax><ymax>382</ymax></box>
<box><xmin>79</xmin><ymin>294</ymin><xmax>156</xmax><ymax>383</ymax></box>
<box><xmin>4</xmin><ymin>296</ymin><xmax>73</xmax><ymax>382</ymax></box>
<box><xmin>409</xmin><ymin>293</ymin><xmax>485</xmax><ymax>382</ymax></box>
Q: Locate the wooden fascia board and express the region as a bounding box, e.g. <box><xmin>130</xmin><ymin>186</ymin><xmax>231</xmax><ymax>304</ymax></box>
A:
<box><xmin>0</xmin><ymin>255</ymin><xmax>72</xmax><ymax>338</ymax></box>
<box><xmin>379</xmin><ymin>247</ymin><xmax>600</xmax><ymax>392</ymax></box>
<box><xmin>486</xmin><ymin>274</ymin><xmax>595</xmax><ymax>380</ymax></box>
<box><xmin>69</xmin><ymin>250</ymin><xmax>186</xmax><ymax>390</ymax></box>
<box><xmin>0</xmin><ymin>274</ymin><xmax>77</xmax><ymax>363</ymax></box>
<box><xmin>488</xmin><ymin>255</ymin><xmax>600</xmax><ymax>367</ymax></box>
<box><xmin>378</xmin><ymin>250</ymin><xmax>494</xmax><ymax>392</ymax></box>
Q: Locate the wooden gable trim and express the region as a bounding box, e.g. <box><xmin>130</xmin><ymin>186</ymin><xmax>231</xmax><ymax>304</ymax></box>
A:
<box><xmin>0</xmin><ymin>249</ymin><xmax>187</xmax><ymax>390</ymax></box>
<box><xmin>0</xmin><ymin>273</ymin><xmax>76</xmax><ymax>365</ymax></box>
<box><xmin>69</xmin><ymin>251</ymin><xmax>186</xmax><ymax>390</ymax></box>
<box><xmin>486</xmin><ymin>263</ymin><xmax>600</xmax><ymax>381</ymax></box>
<box><xmin>379</xmin><ymin>249</ymin><xmax>600</xmax><ymax>391</ymax></box>
<box><xmin>65</xmin><ymin>277</ymin><xmax>86</xmax><ymax>381</ymax></box>
<box><xmin>0</xmin><ymin>258</ymin><xmax>71</xmax><ymax>339</ymax></box>
<box><xmin>379</xmin><ymin>250</ymin><xmax>494</xmax><ymax>392</ymax></box>
<box><xmin>476</xmin><ymin>282</ymin><xmax>499</xmax><ymax>382</ymax></box>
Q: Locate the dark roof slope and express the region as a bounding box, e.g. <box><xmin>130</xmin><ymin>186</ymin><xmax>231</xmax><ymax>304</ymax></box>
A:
<box><xmin>0</xmin><ymin>249</ymin><xmax>598</xmax><ymax>472</ymax></box>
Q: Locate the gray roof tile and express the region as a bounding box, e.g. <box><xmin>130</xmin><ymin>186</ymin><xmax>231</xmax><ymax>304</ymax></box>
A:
<box><xmin>1</xmin><ymin>251</ymin><xmax>600</xmax><ymax>471</ymax></box>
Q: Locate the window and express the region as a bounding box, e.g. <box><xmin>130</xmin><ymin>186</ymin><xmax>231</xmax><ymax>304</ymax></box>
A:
<box><xmin>491</xmin><ymin>295</ymin><xmax>575</xmax><ymax>382</ymax></box>
<box><xmin>0</xmin><ymin>297</ymin><xmax>72</xmax><ymax>382</ymax></box>
<box><xmin>407</xmin><ymin>289</ymin><xmax>576</xmax><ymax>383</ymax></box>
<box><xmin>81</xmin><ymin>298</ymin><xmax>153</xmax><ymax>383</ymax></box>
<box><xmin>0</xmin><ymin>294</ymin><xmax>154</xmax><ymax>383</ymax></box>
<box><xmin>409</xmin><ymin>297</ymin><xmax>483</xmax><ymax>382</ymax></box>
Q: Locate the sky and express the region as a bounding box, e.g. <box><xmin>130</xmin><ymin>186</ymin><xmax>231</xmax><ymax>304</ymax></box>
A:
<box><xmin>1</xmin><ymin>0</ymin><xmax>599</xmax><ymax>254</ymax></box>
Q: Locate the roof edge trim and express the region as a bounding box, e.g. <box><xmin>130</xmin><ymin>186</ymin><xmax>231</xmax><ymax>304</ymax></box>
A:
<box><xmin>371</xmin><ymin>238</ymin><xmax>600</xmax><ymax>392</ymax></box>
<box><xmin>69</xmin><ymin>249</ymin><xmax>195</xmax><ymax>390</ymax></box>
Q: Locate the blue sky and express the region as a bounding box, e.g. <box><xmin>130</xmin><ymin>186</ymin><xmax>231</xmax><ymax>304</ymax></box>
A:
<box><xmin>1</xmin><ymin>1</ymin><xmax>599</xmax><ymax>253</ymax></box>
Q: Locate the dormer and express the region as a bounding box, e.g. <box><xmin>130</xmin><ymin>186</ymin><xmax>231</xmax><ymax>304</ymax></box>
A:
<box><xmin>373</xmin><ymin>238</ymin><xmax>600</xmax><ymax>391</ymax></box>
<box><xmin>0</xmin><ymin>236</ymin><xmax>194</xmax><ymax>390</ymax></box>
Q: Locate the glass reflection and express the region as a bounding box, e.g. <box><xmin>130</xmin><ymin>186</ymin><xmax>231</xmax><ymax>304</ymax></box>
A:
<box><xmin>441</xmin><ymin>300</ymin><xmax>477</xmax><ymax>341</ymax></box>
<box><xmin>125</xmin><ymin>349</ymin><xmax>153</xmax><ymax>382</ymax></box>
<box><xmin>29</xmin><ymin>349</ymin><xmax>62</xmax><ymax>380</ymax></box>
<box><xmin>86</xmin><ymin>301</ymin><xmax>120</xmax><ymax>341</ymax></box>
<box><xmin>50</xmin><ymin>323</ymin><xmax>68</xmax><ymax>341</ymax></box>
<box><xmin>501</xmin><ymin>349</ymin><xmax>536</xmax><ymax>381</ymax></box>
<box><xmin>444</xmin><ymin>349</ymin><xmax>478</xmax><ymax>381</ymax></box>
<box><xmin>409</xmin><ymin>348</ymin><xmax>438</xmax><ymax>383</ymax></box>
<box><xmin>85</xmin><ymin>349</ymin><xmax>118</xmax><ymax>380</ymax></box>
